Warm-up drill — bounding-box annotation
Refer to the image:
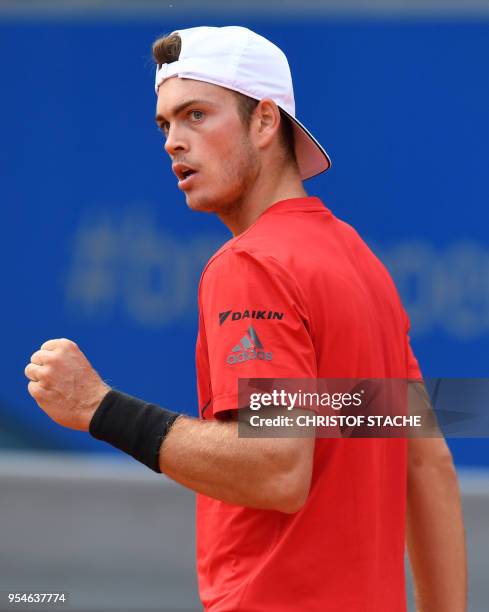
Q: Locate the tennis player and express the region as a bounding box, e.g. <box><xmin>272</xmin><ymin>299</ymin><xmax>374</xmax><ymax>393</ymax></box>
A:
<box><xmin>25</xmin><ymin>26</ymin><xmax>466</xmax><ymax>611</ymax></box>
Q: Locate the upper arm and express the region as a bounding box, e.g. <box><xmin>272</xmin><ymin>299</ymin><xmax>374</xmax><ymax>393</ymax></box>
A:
<box><xmin>407</xmin><ymin>381</ymin><xmax>454</xmax><ymax>471</ymax></box>
<box><xmin>403</xmin><ymin>323</ymin><xmax>454</xmax><ymax>470</ymax></box>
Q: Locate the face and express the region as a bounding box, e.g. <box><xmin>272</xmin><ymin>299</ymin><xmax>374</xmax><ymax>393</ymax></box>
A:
<box><xmin>156</xmin><ymin>77</ymin><xmax>260</xmax><ymax>213</ymax></box>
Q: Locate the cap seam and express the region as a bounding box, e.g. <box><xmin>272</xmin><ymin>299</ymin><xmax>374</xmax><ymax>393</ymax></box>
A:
<box><xmin>230</xmin><ymin>28</ymin><xmax>251</xmax><ymax>91</ymax></box>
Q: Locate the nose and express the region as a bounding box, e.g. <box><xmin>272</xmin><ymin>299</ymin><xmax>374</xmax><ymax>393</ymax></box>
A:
<box><xmin>164</xmin><ymin>125</ymin><xmax>188</xmax><ymax>157</ymax></box>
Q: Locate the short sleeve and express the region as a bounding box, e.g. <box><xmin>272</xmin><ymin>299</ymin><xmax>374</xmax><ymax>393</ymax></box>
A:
<box><xmin>407</xmin><ymin>339</ymin><xmax>423</xmax><ymax>381</ymax></box>
<box><xmin>199</xmin><ymin>248</ymin><xmax>317</xmax><ymax>418</ymax></box>
<box><xmin>403</xmin><ymin>310</ymin><xmax>423</xmax><ymax>381</ymax></box>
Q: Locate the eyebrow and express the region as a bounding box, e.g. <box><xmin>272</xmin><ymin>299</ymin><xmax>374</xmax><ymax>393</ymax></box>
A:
<box><xmin>155</xmin><ymin>98</ymin><xmax>216</xmax><ymax>125</ymax></box>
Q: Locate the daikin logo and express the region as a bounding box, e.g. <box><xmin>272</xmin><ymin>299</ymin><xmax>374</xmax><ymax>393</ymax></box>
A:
<box><xmin>219</xmin><ymin>309</ymin><xmax>284</xmax><ymax>325</ymax></box>
<box><xmin>226</xmin><ymin>326</ymin><xmax>273</xmax><ymax>365</ymax></box>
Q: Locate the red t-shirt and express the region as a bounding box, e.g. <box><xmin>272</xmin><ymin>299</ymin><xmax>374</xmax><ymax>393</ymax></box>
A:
<box><xmin>195</xmin><ymin>197</ymin><xmax>422</xmax><ymax>611</ymax></box>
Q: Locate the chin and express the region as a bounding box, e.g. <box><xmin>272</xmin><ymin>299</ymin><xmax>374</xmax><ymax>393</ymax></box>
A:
<box><xmin>184</xmin><ymin>191</ymin><xmax>221</xmax><ymax>213</ymax></box>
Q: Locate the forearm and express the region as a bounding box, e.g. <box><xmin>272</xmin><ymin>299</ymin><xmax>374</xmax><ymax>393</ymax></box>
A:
<box><xmin>159</xmin><ymin>415</ymin><xmax>301</xmax><ymax>511</ymax></box>
<box><xmin>406</xmin><ymin>442</ymin><xmax>467</xmax><ymax>612</ymax></box>
<box><xmin>88</xmin><ymin>390</ymin><xmax>312</xmax><ymax>512</ymax></box>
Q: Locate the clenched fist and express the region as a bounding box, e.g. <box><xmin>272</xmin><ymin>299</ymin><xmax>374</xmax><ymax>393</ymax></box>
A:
<box><xmin>25</xmin><ymin>338</ymin><xmax>111</xmax><ymax>432</ymax></box>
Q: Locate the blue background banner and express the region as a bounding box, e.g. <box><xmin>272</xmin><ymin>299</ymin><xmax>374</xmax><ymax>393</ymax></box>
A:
<box><xmin>2</xmin><ymin>16</ymin><xmax>488</xmax><ymax>464</ymax></box>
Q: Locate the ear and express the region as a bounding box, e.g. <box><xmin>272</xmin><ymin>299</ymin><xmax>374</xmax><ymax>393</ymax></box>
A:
<box><xmin>251</xmin><ymin>98</ymin><xmax>282</xmax><ymax>149</ymax></box>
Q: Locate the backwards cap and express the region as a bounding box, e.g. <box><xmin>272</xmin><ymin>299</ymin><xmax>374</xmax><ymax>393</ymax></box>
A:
<box><xmin>155</xmin><ymin>26</ymin><xmax>331</xmax><ymax>180</ymax></box>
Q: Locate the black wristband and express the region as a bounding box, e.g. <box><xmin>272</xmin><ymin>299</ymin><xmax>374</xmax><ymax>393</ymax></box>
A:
<box><xmin>89</xmin><ymin>389</ymin><xmax>181</xmax><ymax>473</ymax></box>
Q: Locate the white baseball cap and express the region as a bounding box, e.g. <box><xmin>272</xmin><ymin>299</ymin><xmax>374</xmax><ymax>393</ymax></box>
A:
<box><xmin>154</xmin><ymin>25</ymin><xmax>331</xmax><ymax>181</ymax></box>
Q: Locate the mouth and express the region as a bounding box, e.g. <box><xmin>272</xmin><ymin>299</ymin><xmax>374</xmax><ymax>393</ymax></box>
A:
<box><xmin>173</xmin><ymin>163</ymin><xmax>198</xmax><ymax>191</ymax></box>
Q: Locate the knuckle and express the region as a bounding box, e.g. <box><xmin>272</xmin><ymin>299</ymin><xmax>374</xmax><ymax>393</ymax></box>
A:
<box><xmin>38</xmin><ymin>381</ymin><xmax>51</xmax><ymax>393</ymax></box>
<box><xmin>57</xmin><ymin>338</ymin><xmax>73</xmax><ymax>352</ymax></box>
<box><xmin>31</xmin><ymin>350</ymin><xmax>45</xmax><ymax>364</ymax></box>
<box><xmin>27</xmin><ymin>381</ymin><xmax>39</xmax><ymax>396</ymax></box>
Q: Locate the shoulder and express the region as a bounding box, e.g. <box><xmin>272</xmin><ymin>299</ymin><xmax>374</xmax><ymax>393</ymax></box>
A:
<box><xmin>197</xmin><ymin>244</ymin><xmax>311</xmax><ymax>329</ymax></box>
<box><xmin>200</xmin><ymin>244</ymin><xmax>296</xmax><ymax>292</ymax></box>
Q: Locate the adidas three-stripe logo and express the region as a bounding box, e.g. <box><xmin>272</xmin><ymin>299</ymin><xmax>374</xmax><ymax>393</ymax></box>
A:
<box><xmin>227</xmin><ymin>325</ymin><xmax>273</xmax><ymax>365</ymax></box>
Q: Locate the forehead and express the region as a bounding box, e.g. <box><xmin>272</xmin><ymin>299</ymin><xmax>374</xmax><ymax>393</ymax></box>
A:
<box><xmin>156</xmin><ymin>77</ymin><xmax>236</xmax><ymax>116</ymax></box>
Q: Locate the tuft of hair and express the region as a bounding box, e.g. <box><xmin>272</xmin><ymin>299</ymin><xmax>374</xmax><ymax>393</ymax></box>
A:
<box><xmin>152</xmin><ymin>33</ymin><xmax>182</xmax><ymax>65</ymax></box>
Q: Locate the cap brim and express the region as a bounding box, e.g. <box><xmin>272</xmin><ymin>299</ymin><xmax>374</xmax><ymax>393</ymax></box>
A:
<box><xmin>281</xmin><ymin>110</ymin><xmax>332</xmax><ymax>181</ymax></box>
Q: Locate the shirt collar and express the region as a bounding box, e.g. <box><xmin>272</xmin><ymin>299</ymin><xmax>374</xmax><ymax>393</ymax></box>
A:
<box><xmin>261</xmin><ymin>196</ymin><xmax>331</xmax><ymax>217</ymax></box>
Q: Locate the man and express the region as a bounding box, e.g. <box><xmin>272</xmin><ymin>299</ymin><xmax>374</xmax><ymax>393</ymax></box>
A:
<box><xmin>25</xmin><ymin>26</ymin><xmax>466</xmax><ymax>611</ymax></box>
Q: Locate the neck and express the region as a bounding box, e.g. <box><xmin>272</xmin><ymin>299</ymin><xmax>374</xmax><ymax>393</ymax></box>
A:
<box><xmin>217</xmin><ymin>160</ymin><xmax>308</xmax><ymax>236</ymax></box>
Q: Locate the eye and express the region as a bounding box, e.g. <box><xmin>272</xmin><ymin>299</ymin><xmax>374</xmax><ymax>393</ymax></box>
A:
<box><xmin>189</xmin><ymin>110</ymin><xmax>204</xmax><ymax>122</ymax></box>
<box><xmin>157</xmin><ymin>122</ymin><xmax>170</xmax><ymax>138</ymax></box>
